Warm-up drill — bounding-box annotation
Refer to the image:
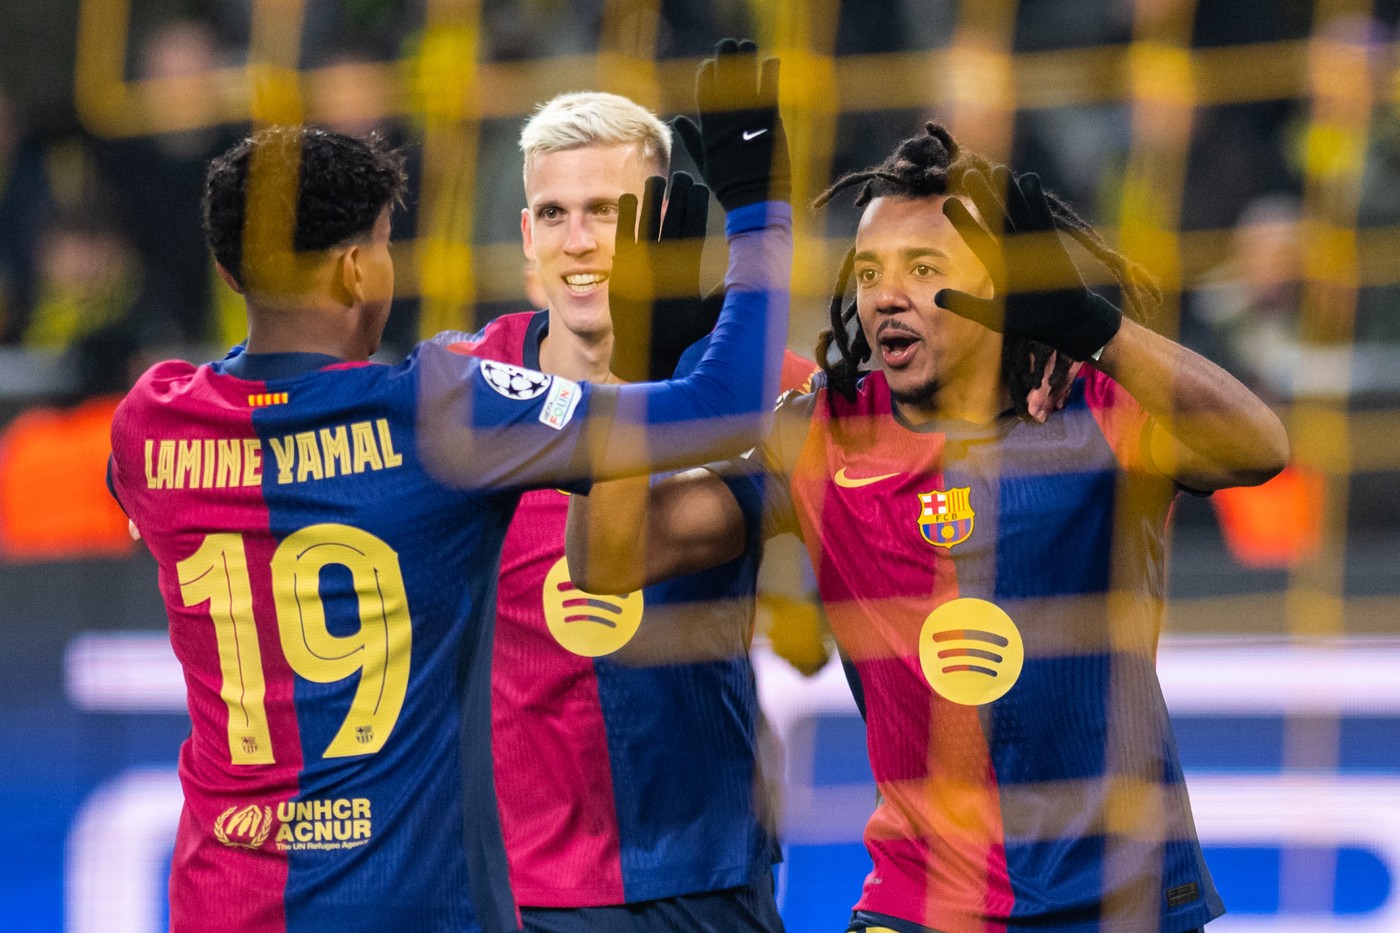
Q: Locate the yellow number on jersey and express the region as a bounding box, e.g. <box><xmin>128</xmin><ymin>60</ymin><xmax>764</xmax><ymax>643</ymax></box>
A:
<box><xmin>272</xmin><ymin>525</ymin><xmax>412</xmax><ymax>757</ymax></box>
<box><xmin>177</xmin><ymin>524</ymin><xmax>413</xmax><ymax>764</ymax></box>
<box><xmin>177</xmin><ymin>533</ymin><xmax>275</xmax><ymax>765</ymax></box>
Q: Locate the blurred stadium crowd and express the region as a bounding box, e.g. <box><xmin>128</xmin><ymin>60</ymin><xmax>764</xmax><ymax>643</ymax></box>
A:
<box><xmin>2</xmin><ymin>4</ymin><xmax>1399</xmax><ymax>929</ymax></box>
<box><xmin>0</xmin><ymin>0</ymin><xmax>1397</xmax><ymax>601</ymax></box>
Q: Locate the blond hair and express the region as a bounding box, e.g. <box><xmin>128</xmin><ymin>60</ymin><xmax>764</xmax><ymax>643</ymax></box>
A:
<box><xmin>519</xmin><ymin>91</ymin><xmax>670</xmax><ymax>183</ymax></box>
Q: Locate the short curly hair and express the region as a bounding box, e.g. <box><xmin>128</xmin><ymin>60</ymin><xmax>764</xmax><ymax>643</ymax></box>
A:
<box><xmin>203</xmin><ymin>125</ymin><xmax>407</xmax><ymax>291</ymax></box>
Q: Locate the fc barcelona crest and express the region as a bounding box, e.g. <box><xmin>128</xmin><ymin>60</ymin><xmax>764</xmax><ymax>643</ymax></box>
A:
<box><xmin>917</xmin><ymin>487</ymin><xmax>975</xmax><ymax>549</ymax></box>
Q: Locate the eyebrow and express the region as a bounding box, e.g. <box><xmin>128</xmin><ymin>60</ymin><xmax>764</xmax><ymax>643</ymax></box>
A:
<box><xmin>853</xmin><ymin>247</ymin><xmax>951</xmax><ymax>263</ymax></box>
<box><xmin>532</xmin><ymin>196</ymin><xmax>620</xmax><ymax>215</ymax></box>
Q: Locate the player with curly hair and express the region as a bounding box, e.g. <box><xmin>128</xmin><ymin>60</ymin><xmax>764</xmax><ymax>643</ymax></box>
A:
<box><xmin>108</xmin><ymin>118</ymin><xmax>792</xmax><ymax>933</ymax></box>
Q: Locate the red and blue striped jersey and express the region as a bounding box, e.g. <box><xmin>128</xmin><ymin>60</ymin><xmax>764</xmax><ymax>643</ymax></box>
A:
<box><xmin>107</xmin><ymin>344</ymin><xmax>573</xmax><ymax>933</ymax></box>
<box><xmin>746</xmin><ymin>367</ymin><xmax>1225</xmax><ymax>933</ymax></box>
<box><xmin>105</xmin><ymin>201</ymin><xmax>793</xmax><ymax>932</ymax></box>
<box><xmin>449</xmin><ymin>311</ymin><xmax>810</xmax><ymax>906</ymax></box>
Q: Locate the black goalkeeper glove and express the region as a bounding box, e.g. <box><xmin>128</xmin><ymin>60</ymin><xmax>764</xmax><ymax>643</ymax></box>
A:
<box><xmin>609</xmin><ymin>171</ymin><xmax>721</xmax><ymax>382</ymax></box>
<box><xmin>936</xmin><ymin>166</ymin><xmax>1122</xmax><ymax>362</ymax></box>
<box><xmin>672</xmin><ymin>38</ymin><xmax>791</xmax><ymax>212</ymax></box>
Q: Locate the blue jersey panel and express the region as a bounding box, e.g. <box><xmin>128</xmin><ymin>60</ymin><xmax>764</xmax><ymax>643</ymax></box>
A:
<box><xmin>593</xmin><ymin>346</ymin><xmax>778</xmax><ymax>902</ymax></box>
<box><xmin>237</xmin><ymin>358</ymin><xmax>513</xmax><ymax>932</ymax></box>
<box><xmin>993</xmin><ymin>468</ymin><xmax>1116</xmax><ymax>600</ymax></box>
<box><xmin>594</xmin><ymin>655</ymin><xmax>774</xmax><ymax>902</ymax></box>
<box><xmin>602</xmin><ymin>525</ymin><xmax>777</xmax><ymax>902</ymax></box>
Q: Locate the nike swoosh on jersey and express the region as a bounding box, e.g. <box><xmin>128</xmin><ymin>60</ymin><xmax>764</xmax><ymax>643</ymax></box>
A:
<box><xmin>833</xmin><ymin>467</ymin><xmax>900</xmax><ymax>488</ymax></box>
<box><xmin>741</xmin><ymin>128</ymin><xmax>768</xmax><ymax>141</ymax></box>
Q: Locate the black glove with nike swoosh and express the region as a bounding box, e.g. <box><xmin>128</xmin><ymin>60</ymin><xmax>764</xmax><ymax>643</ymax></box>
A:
<box><xmin>609</xmin><ymin>171</ymin><xmax>721</xmax><ymax>382</ymax></box>
<box><xmin>937</xmin><ymin>166</ymin><xmax>1122</xmax><ymax>362</ymax></box>
<box><xmin>673</xmin><ymin>38</ymin><xmax>791</xmax><ymax>211</ymax></box>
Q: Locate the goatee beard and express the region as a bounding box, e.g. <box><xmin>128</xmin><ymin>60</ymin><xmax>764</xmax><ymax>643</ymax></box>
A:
<box><xmin>889</xmin><ymin>376</ymin><xmax>939</xmax><ymax>407</ymax></box>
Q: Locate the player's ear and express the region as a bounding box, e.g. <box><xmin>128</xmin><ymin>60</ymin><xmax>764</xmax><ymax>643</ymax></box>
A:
<box><xmin>521</xmin><ymin>208</ymin><xmax>536</xmax><ymax>261</ymax></box>
<box><xmin>337</xmin><ymin>244</ymin><xmax>364</xmax><ymax>305</ymax></box>
<box><xmin>215</xmin><ymin>263</ymin><xmax>244</xmax><ymax>295</ymax></box>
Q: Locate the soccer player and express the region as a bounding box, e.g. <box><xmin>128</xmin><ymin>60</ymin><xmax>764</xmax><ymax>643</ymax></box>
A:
<box><xmin>105</xmin><ymin>114</ymin><xmax>790</xmax><ymax>931</ymax></box>
<box><xmin>446</xmin><ymin>44</ymin><xmax>806</xmax><ymax>931</ymax></box>
<box><xmin>566</xmin><ymin>123</ymin><xmax>1290</xmax><ymax>933</ymax></box>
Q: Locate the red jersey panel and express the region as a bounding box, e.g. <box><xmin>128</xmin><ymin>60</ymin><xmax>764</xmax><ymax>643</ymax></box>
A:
<box><xmin>752</xmin><ymin>368</ymin><xmax>1223</xmax><ymax>933</ymax></box>
<box><xmin>452</xmin><ymin>311</ymin><xmax>810</xmax><ymax>906</ymax></box>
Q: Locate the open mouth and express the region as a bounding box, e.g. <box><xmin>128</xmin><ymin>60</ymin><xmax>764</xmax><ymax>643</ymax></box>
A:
<box><xmin>563</xmin><ymin>272</ymin><xmax>607</xmax><ymax>295</ymax></box>
<box><xmin>877</xmin><ymin>324</ymin><xmax>921</xmax><ymax>367</ymax></box>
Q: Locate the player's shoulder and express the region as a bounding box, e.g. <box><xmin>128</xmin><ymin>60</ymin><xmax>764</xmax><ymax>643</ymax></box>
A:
<box><xmin>138</xmin><ymin>357</ymin><xmax>202</xmax><ymax>386</ymax></box>
<box><xmin>815</xmin><ymin>369</ymin><xmax>893</xmax><ymax>422</ymax></box>
<box><xmin>850</xmin><ymin>369</ymin><xmax>889</xmax><ymax>405</ymax></box>
<box><xmin>408</xmin><ymin>336</ymin><xmax>583</xmax><ymax>446</ymax></box>
<box><xmin>763</xmin><ymin>374</ymin><xmax>827</xmax><ymax>469</ymax></box>
<box><xmin>430</xmin><ymin>311</ymin><xmax>538</xmax><ymax>364</ymax></box>
<box><xmin>777</xmin><ymin>368</ymin><xmax>878</xmax><ymax>414</ymax></box>
<box><xmin>411</xmin><ymin>336</ymin><xmax>562</xmax><ymax>399</ymax></box>
<box><xmin>1058</xmin><ymin>363</ymin><xmax>1140</xmax><ymax>433</ymax></box>
<box><xmin>115</xmin><ymin>358</ymin><xmax>203</xmax><ymax>413</ymax></box>
<box><xmin>780</xmin><ymin>349</ymin><xmax>820</xmax><ymax>394</ymax></box>
<box><xmin>111</xmin><ymin>359</ymin><xmax>231</xmax><ymax>453</ymax></box>
<box><xmin>1076</xmin><ymin>363</ymin><xmax>1125</xmax><ymax>411</ymax></box>
<box><xmin>773</xmin><ymin>374</ymin><xmax>821</xmax><ymax>418</ymax></box>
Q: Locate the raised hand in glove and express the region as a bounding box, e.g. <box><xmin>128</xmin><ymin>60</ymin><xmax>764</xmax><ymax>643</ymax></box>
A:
<box><xmin>609</xmin><ymin>171</ymin><xmax>720</xmax><ymax>382</ymax></box>
<box><xmin>673</xmin><ymin>38</ymin><xmax>790</xmax><ymax>211</ymax></box>
<box><xmin>936</xmin><ymin>166</ymin><xmax>1121</xmax><ymax>362</ymax></box>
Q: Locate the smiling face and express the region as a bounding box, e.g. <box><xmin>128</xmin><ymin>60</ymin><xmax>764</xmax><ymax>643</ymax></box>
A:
<box><xmin>521</xmin><ymin>143</ymin><xmax>656</xmax><ymax>342</ymax></box>
<box><xmin>853</xmin><ymin>194</ymin><xmax>999</xmax><ymax>420</ymax></box>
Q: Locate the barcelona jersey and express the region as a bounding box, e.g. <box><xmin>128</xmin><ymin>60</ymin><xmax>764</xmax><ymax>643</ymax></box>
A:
<box><xmin>740</xmin><ymin>367</ymin><xmax>1225</xmax><ymax>933</ymax></box>
<box><xmin>450</xmin><ymin>311</ymin><xmax>815</xmax><ymax>906</ymax></box>
<box><xmin>105</xmin><ymin>201</ymin><xmax>792</xmax><ymax>932</ymax></box>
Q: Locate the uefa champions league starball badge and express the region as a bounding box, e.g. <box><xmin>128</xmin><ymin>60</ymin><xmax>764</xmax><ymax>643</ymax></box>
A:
<box><xmin>480</xmin><ymin>360</ymin><xmax>553</xmax><ymax>400</ymax></box>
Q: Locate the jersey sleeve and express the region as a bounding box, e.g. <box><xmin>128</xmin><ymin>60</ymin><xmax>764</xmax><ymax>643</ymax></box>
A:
<box><xmin>674</xmin><ymin>342</ymin><xmax>816</xmax><ymax>395</ymax></box>
<box><xmin>414</xmin><ymin>344</ymin><xmax>594</xmax><ymax>493</ymax></box>
<box><xmin>590</xmin><ymin>202</ymin><xmax>792</xmax><ymax>471</ymax></box>
<box><xmin>779</xmin><ymin>349</ymin><xmax>819</xmax><ymax>395</ymax></box>
<box><xmin>1081</xmin><ymin>364</ymin><xmax>1158</xmax><ymax>476</ymax></box>
<box><xmin>710</xmin><ymin>385</ymin><xmax>817</xmax><ymax>540</ymax></box>
<box><xmin>418</xmin><ymin>202</ymin><xmax>793</xmax><ymax>492</ymax></box>
<box><xmin>107</xmin><ymin>361</ymin><xmax>194</xmax><ymax>516</ymax></box>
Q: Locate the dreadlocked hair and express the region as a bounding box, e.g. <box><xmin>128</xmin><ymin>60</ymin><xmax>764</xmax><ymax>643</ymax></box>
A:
<box><xmin>813</xmin><ymin>123</ymin><xmax>1159</xmax><ymax>419</ymax></box>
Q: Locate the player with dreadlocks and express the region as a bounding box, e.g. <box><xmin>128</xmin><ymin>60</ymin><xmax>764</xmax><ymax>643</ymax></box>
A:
<box><xmin>566</xmin><ymin>121</ymin><xmax>1287</xmax><ymax>932</ymax></box>
<box><xmin>814</xmin><ymin>123</ymin><xmax>1158</xmax><ymax>420</ymax></box>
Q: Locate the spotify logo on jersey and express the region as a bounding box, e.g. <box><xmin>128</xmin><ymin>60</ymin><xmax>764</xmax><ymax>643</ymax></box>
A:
<box><xmin>542</xmin><ymin>557</ymin><xmax>644</xmax><ymax>657</ymax></box>
<box><xmin>918</xmin><ymin>598</ymin><xmax>1025</xmax><ymax>706</ymax></box>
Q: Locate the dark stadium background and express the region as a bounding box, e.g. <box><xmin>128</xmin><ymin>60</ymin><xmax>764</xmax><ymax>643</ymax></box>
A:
<box><xmin>1</xmin><ymin>1</ymin><xmax>1398</xmax><ymax>929</ymax></box>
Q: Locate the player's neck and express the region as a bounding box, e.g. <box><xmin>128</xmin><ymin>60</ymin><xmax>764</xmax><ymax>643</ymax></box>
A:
<box><xmin>245</xmin><ymin>304</ymin><xmax>369</xmax><ymax>361</ymax></box>
<box><xmin>537</xmin><ymin>317</ymin><xmax>616</xmax><ymax>383</ymax></box>
<box><xmin>895</xmin><ymin>374</ymin><xmax>1009</xmax><ymax>427</ymax></box>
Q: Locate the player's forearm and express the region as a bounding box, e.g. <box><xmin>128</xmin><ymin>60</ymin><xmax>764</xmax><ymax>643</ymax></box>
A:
<box><xmin>589</xmin><ymin>201</ymin><xmax>792</xmax><ymax>479</ymax></box>
<box><xmin>1095</xmin><ymin>317</ymin><xmax>1289</xmax><ymax>489</ymax></box>
<box><xmin>566</xmin><ymin>468</ymin><xmax>747</xmax><ymax>593</ymax></box>
<box><xmin>565</xmin><ymin>475</ymin><xmax>652</xmax><ymax>594</ymax></box>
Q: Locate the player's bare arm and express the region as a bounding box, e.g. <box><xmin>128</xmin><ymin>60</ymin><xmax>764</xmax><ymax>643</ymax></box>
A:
<box><xmin>938</xmin><ymin>165</ymin><xmax>1288</xmax><ymax>491</ymax></box>
<box><xmin>568</xmin><ymin>378</ymin><xmax>815</xmax><ymax>593</ymax></box>
<box><xmin>1092</xmin><ymin>316</ymin><xmax>1288</xmax><ymax>490</ymax></box>
<box><xmin>568</xmin><ymin>466</ymin><xmax>744</xmax><ymax>594</ymax></box>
